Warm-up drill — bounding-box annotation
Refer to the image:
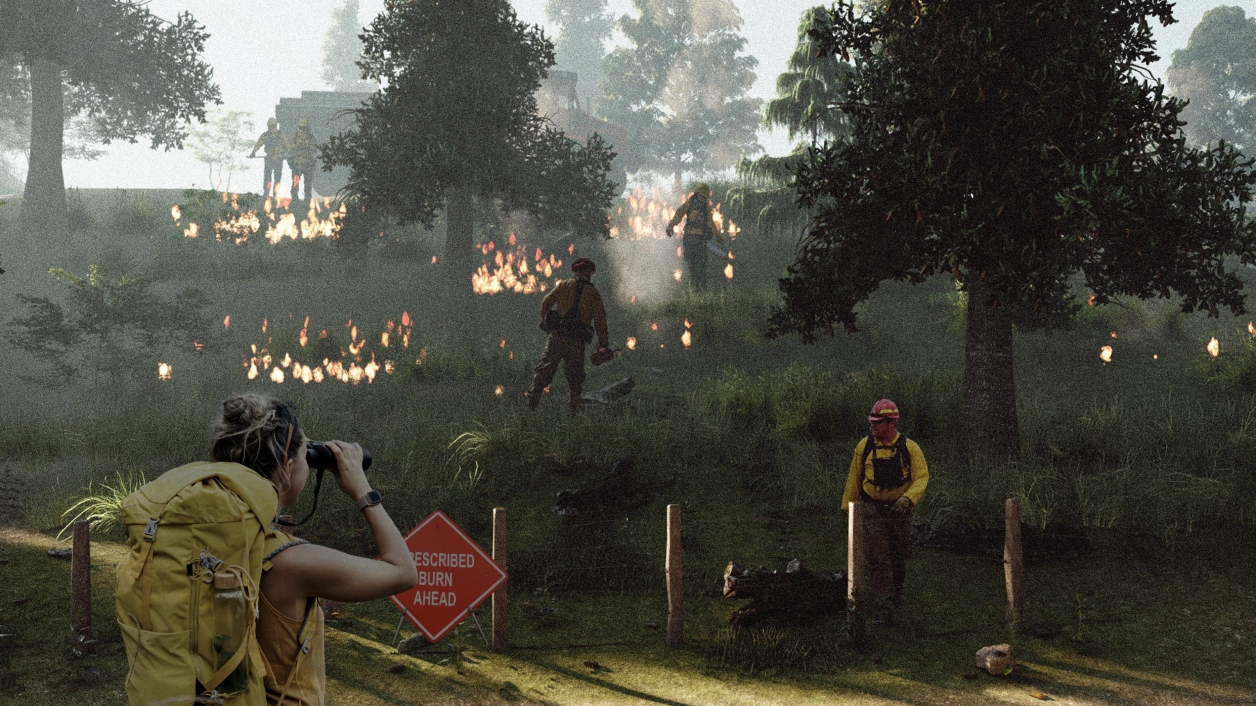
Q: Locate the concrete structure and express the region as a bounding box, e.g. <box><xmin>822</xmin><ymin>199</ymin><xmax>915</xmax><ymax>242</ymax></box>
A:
<box><xmin>275</xmin><ymin>90</ymin><xmax>374</xmax><ymax>198</ymax></box>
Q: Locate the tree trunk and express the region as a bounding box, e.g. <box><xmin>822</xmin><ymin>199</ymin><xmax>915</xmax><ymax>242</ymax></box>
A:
<box><xmin>439</xmin><ymin>185</ymin><xmax>475</xmax><ymax>320</ymax></box>
<box><xmin>960</xmin><ymin>275</ymin><xmax>1020</xmax><ymax>459</ymax></box>
<box><xmin>21</xmin><ymin>58</ymin><xmax>67</xmax><ymax>229</ymax></box>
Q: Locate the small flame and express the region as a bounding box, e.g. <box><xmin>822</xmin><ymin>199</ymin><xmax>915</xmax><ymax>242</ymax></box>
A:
<box><xmin>494</xmin><ymin>384</ymin><xmax>504</xmax><ymax>397</ymax></box>
<box><xmin>280</xmin><ymin>352</ymin><xmax>292</xmax><ymax>368</ymax></box>
<box><xmin>193</xmin><ymin>341</ymin><xmax>203</xmax><ymax>352</ymax></box>
<box><xmin>431</xmin><ymin>256</ymin><xmax>437</xmax><ymax>264</ymax></box>
<box><xmin>676</xmin><ymin>246</ymin><xmax>683</xmax><ymax>257</ymax></box>
<box><xmin>158</xmin><ymin>362</ymin><xmax>172</xmax><ymax>380</ymax></box>
<box><xmin>568</xmin><ymin>243</ymin><xmax>574</xmax><ymax>254</ymax></box>
<box><xmin>724</xmin><ymin>263</ymin><xmax>734</xmax><ymax>280</ymax></box>
<box><xmin>681</xmin><ymin>330</ymin><xmax>692</xmax><ymax>348</ymax></box>
<box><xmin>509</xmin><ymin>232</ymin><xmax>516</xmax><ymax>246</ymax></box>
<box><xmin>170</xmin><ymin>205</ymin><xmax>181</xmax><ymax>222</ymax></box>
<box><xmin>381</xmin><ymin>331</ymin><xmax>390</xmax><ymax>347</ymax></box>
<box><xmin>247</xmin><ymin>363</ymin><xmax>259</xmax><ymax>380</ymax></box>
<box><xmin>651</xmin><ymin>322</ymin><xmax>658</xmax><ymax>331</ymax></box>
<box><xmin>500</xmin><ymin>339</ymin><xmax>506</xmax><ymax>348</ymax></box>
<box><xmin>319</xmin><ymin>329</ymin><xmax>328</xmax><ymax>339</ymax></box>
<box><xmin>1153</xmin><ymin>354</ymin><xmax>1159</xmax><ymax>360</ymax></box>
<box><xmin>1249</xmin><ymin>321</ymin><xmax>1255</xmax><ymax>336</ymax></box>
<box><xmin>223</xmin><ymin>315</ymin><xmax>231</xmax><ymax>329</ymax></box>
<box><xmin>1087</xmin><ymin>294</ymin><xmax>1096</xmax><ymax>307</ymax></box>
<box><xmin>673</xmin><ymin>269</ymin><xmax>683</xmax><ymax>281</ymax></box>
<box><xmin>184</xmin><ymin>222</ymin><xmax>199</xmax><ymax>239</ymax></box>
<box><xmin>1110</xmin><ymin>331</ymin><xmax>1117</xmax><ymax>339</ymax></box>
<box><xmin>1099</xmin><ymin>345</ymin><xmax>1112</xmax><ymax>364</ymax></box>
<box><xmin>1208</xmin><ymin>337</ymin><xmax>1220</xmax><ymax>358</ymax></box>
<box><xmin>270</xmin><ymin>367</ymin><xmax>285</xmax><ymax>383</ymax></box>
<box><xmin>626</xmin><ymin>336</ymin><xmax>637</xmax><ymax>350</ymax></box>
<box><xmin>262</xmin><ymin>318</ymin><xmax>268</xmax><ymax>334</ymax></box>
<box><xmin>630</xmin><ymin>295</ymin><xmax>636</xmax><ymax>304</ymax></box>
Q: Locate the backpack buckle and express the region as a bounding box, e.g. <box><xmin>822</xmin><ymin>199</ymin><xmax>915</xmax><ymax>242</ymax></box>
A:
<box><xmin>301</xmin><ymin>637</ymin><xmax>311</xmax><ymax>655</ymax></box>
<box><xmin>143</xmin><ymin>518</ymin><xmax>159</xmax><ymax>543</ymax></box>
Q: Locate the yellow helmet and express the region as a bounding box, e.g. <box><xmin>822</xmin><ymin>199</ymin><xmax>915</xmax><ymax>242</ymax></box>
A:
<box><xmin>694</xmin><ymin>182</ymin><xmax>711</xmax><ymax>197</ymax></box>
<box><xmin>266</xmin><ymin>117</ymin><xmax>277</xmax><ymax>127</ymax></box>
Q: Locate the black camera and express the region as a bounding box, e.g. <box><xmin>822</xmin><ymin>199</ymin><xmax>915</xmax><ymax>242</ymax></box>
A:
<box><xmin>305</xmin><ymin>441</ymin><xmax>373</xmax><ymax>471</ymax></box>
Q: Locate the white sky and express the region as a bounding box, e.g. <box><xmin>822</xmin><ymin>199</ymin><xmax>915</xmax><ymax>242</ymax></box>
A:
<box><xmin>45</xmin><ymin>0</ymin><xmax>1254</xmax><ymax>190</ymax></box>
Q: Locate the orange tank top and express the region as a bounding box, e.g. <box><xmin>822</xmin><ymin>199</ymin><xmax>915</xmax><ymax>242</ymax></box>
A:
<box><xmin>257</xmin><ymin>572</ymin><xmax>325</xmax><ymax>705</ymax></box>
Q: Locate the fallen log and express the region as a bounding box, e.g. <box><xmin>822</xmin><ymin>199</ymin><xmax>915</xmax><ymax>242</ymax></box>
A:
<box><xmin>723</xmin><ymin>559</ymin><xmax>846</xmax><ymax>630</ymax></box>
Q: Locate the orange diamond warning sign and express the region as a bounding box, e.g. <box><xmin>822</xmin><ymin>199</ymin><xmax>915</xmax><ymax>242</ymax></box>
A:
<box><xmin>390</xmin><ymin>510</ymin><xmax>507</xmax><ymax>643</ymax></box>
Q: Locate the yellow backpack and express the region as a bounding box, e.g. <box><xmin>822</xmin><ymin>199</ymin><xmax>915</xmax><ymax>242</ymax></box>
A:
<box><xmin>116</xmin><ymin>461</ymin><xmax>285</xmax><ymax>705</ymax></box>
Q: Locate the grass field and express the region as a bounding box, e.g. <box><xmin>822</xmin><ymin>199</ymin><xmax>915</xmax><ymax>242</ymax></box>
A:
<box><xmin>0</xmin><ymin>190</ymin><xmax>1254</xmax><ymax>704</ymax></box>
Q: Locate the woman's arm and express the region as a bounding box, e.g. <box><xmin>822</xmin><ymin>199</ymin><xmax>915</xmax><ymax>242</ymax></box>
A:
<box><xmin>262</xmin><ymin>441</ymin><xmax>417</xmax><ymax>613</ymax></box>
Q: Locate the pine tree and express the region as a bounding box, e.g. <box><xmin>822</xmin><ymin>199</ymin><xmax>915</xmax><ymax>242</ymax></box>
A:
<box><xmin>322</xmin><ymin>0</ymin><xmax>374</xmax><ymax>92</ymax></box>
<box><xmin>729</xmin><ymin>6</ymin><xmax>850</xmax><ymax>230</ymax></box>
<box><xmin>545</xmin><ymin>0</ymin><xmax>613</xmax><ymax>110</ymax></box>
<box><xmin>600</xmin><ymin>0</ymin><xmax>762</xmax><ymax>190</ymax></box>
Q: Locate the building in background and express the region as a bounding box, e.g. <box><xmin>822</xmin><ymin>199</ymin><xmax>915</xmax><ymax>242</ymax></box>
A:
<box><xmin>536</xmin><ymin>71</ymin><xmax>629</xmax><ymax>189</ymax></box>
<box><xmin>275</xmin><ymin>90</ymin><xmax>373</xmax><ymax>198</ymax></box>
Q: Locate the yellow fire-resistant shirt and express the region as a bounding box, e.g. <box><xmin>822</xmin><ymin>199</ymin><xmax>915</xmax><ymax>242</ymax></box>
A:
<box><xmin>253</xmin><ymin>128</ymin><xmax>286</xmax><ymax>158</ymax></box>
<box><xmin>667</xmin><ymin>194</ymin><xmax>721</xmax><ymax>240</ymax></box>
<box><xmin>541</xmin><ymin>277</ymin><xmax>609</xmax><ymax>348</ymax></box>
<box><xmin>841</xmin><ymin>433</ymin><xmax>929</xmax><ymax>507</ymax></box>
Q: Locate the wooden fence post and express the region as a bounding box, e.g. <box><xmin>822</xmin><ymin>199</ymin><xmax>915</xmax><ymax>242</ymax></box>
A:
<box><xmin>70</xmin><ymin>520</ymin><xmax>94</xmax><ymax>654</ymax></box>
<box><xmin>666</xmin><ymin>504</ymin><xmax>683</xmax><ymax>647</ymax></box>
<box><xmin>492</xmin><ymin>507</ymin><xmax>508</xmax><ymax>652</ymax></box>
<box><xmin>847</xmin><ymin>501</ymin><xmax>865</xmax><ymax>644</ymax></box>
<box><xmin>1004</xmin><ymin>498</ymin><xmax>1024</xmax><ymax>634</ymax></box>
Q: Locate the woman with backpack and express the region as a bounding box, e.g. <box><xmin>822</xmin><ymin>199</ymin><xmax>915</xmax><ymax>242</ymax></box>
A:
<box><xmin>116</xmin><ymin>394</ymin><xmax>417</xmax><ymax>705</ymax></box>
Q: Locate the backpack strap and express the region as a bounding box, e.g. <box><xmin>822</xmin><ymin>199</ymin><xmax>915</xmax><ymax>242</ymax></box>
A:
<box><xmin>566</xmin><ymin>279</ymin><xmax>586</xmax><ymax>319</ymax></box>
<box><xmin>274</xmin><ymin>597</ymin><xmax>321</xmax><ymax>706</ymax></box>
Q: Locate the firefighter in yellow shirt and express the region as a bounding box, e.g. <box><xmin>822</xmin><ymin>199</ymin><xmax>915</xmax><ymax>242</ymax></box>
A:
<box><xmin>526</xmin><ymin>258</ymin><xmax>611</xmax><ymax>414</ymax></box>
<box><xmin>666</xmin><ymin>182</ymin><xmax>725</xmax><ymax>291</ymax></box>
<box><xmin>249</xmin><ymin>117</ymin><xmax>285</xmax><ymax>198</ymax></box>
<box><xmin>287</xmin><ymin>118</ymin><xmax>318</xmax><ymax>201</ymax></box>
<box><xmin>842</xmin><ymin>398</ymin><xmax>929</xmax><ymax>626</ymax></box>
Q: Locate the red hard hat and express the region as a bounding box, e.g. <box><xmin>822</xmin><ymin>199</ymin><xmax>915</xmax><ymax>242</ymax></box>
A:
<box><xmin>572</xmin><ymin>257</ymin><xmax>596</xmax><ymax>274</ymax></box>
<box><xmin>868</xmin><ymin>398</ymin><xmax>900</xmax><ymax>421</ymax></box>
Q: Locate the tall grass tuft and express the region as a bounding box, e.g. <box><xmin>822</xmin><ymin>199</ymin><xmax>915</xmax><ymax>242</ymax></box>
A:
<box><xmin>58</xmin><ymin>471</ymin><xmax>147</xmax><ymax>539</ymax></box>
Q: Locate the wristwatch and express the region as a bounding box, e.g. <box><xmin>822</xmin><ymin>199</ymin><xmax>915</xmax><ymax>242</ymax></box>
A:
<box><xmin>355</xmin><ymin>489</ymin><xmax>383</xmax><ymax>511</ymax></box>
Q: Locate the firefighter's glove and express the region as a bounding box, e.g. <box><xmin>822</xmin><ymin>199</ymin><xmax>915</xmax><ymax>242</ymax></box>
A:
<box><xmin>591</xmin><ymin>346</ymin><xmax>613</xmax><ymax>366</ymax></box>
<box><xmin>892</xmin><ymin>496</ymin><xmax>914</xmax><ymax>515</ymax></box>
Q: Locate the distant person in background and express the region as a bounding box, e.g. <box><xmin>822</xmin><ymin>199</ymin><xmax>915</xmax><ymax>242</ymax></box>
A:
<box><xmin>526</xmin><ymin>258</ymin><xmax>611</xmax><ymax>414</ymax></box>
<box><xmin>249</xmin><ymin>117</ymin><xmax>285</xmax><ymax>198</ymax></box>
<box><xmin>666</xmin><ymin>182</ymin><xmax>724</xmax><ymax>291</ymax></box>
<box><xmin>287</xmin><ymin>118</ymin><xmax>318</xmax><ymax>201</ymax></box>
<box><xmin>842</xmin><ymin>399</ymin><xmax>929</xmax><ymax>626</ymax></box>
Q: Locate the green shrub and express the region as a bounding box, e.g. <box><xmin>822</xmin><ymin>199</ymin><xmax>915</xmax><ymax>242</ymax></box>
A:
<box><xmin>104</xmin><ymin>190</ymin><xmax>170</xmax><ymax>239</ymax></box>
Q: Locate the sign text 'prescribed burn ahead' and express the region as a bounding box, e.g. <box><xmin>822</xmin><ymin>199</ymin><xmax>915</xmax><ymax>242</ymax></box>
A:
<box><xmin>389</xmin><ymin>510</ymin><xmax>507</xmax><ymax>643</ymax></box>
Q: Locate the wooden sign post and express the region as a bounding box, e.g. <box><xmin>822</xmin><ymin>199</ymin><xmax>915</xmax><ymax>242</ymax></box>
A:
<box><xmin>492</xmin><ymin>507</ymin><xmax>508</xmax><ymax>652</ymax></box>
<box><xmin>1004</xmin><ymin>498</ymin><xmax>1024</xmax><ymax>634</ymax></box>
<box><xmin>847</xmin><ymin>502</ymin><xmax>865</xmax><ymax>644</ymax></box>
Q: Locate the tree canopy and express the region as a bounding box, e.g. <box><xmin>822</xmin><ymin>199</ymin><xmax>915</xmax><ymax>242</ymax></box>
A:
<box><xmin>1166</xmin><ymin>5</ymin><xmax>1256</xmax><ymax>152</ymax></box>
<box><xmin>0</xmin><ymin>0</ymin><xmax>219</xmax><ymax>224</ymax></box>
<box><xmin>545</xmin><ymin>0</ymin><xmax>613</xmax><ymax>110</ymax></box>
<box><xmin>600</xmin><ymin>0</ymin><xmax>762</xmax><ymax>189</ymax></box>
<box><xmin>773</xmin><ymin>0</ymin><xmax>1256</xmax><ymax>457</ymax></box>
<box><xmin>321</xmin><ymin>0</ymin><xmax>616</xmax><ymax>301</ymax></box>
<box><xmin>322</xmin><ymin>0</ymin><xmax>374</xmax><ymax>93</ymax></box>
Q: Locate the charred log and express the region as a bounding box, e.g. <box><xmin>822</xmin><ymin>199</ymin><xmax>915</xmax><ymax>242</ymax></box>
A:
<box><xmin>723</xmin><ymin>559</ymin><xmax>846</xmax><ymax>630</ymax></box>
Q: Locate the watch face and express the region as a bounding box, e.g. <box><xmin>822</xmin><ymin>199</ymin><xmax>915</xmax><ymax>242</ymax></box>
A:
<box><xmin>367</xmin><ymin>490</ymin><xmax>382</xmax><ymax>504</ymax></box>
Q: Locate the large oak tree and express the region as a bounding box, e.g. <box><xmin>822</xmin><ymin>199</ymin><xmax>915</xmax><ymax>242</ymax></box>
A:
<box><xmin>772</xmin><ymin>0</ymin><xmax>1256</xmax><ymax>458</ymax></box>
<box><xmin>0</xmin><ymin>0</ymin><xmax>220</xmax><ymax>227</ymax></box>
<box><xmin>321</xmin><ymin>0</ymin><xmax>617</xmax><ymax>306</ymax></box>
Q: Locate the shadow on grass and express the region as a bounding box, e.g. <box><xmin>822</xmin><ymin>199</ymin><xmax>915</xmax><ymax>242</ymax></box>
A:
<box><xmin>511</xmin><ymin>653</ymin><xmax>694</xmax><ymax>706</ymax></box>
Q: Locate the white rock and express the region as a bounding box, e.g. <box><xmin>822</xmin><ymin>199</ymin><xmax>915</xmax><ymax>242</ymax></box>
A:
<box><xmin>975</xmin><ymin>643</ymin><xmax>1015</xmax><ymax>676</ymax></box>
